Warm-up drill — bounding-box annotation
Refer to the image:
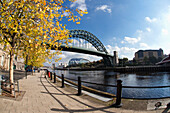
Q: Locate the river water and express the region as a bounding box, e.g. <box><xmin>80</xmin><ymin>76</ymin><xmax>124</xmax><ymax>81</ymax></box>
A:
<box><xmin>55</xmin><ymin>70</ymin><xmax>170</xmax><ymax>99</ymax></box>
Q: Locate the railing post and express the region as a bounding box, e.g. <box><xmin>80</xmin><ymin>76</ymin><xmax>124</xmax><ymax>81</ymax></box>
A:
<box><xmin>13</xmin><ymin>83</ymin><xmax>16</xmax><ymax>98</ymax></box>
<box><xmin>45</xmin><ymin>70</ymin><xmax>48</xmax><ymax>78</ymax></box>
<box><xmin>54</xmin><ymin>73</ymin><xmax>56</xmax><ymax>83</ymax></box>
<box><xmin>17</xmin><ymin>81</ymin><xmax>19</xmax><ymax>92</ymax></box>
<box><xmin>61</xmin><ymin>74</ymin><xmax>64</xmax><ymax>88</ymax></box>
<box><xmin>77</xmin><ymin>76</ymin><xmax>82</xmax><ymax>96</ymax></box>
<box><xmin>46</xmin><ymin>70</ymin><xmax>48</xmax><ymax>75</ymax></box>
<box><xmin>48</xmin><ymin>71</ymin><xmax>50</xmax><ymax>78</ymax></box>
<box><xmin>50</xmin><ymin>72</ymin><xmax>53</xmax><ymax>80</ymax></box>
<box><xmin>114</xmin><ymin>80</ymin><xmax>122</xmax><ymax>107</ymax></box>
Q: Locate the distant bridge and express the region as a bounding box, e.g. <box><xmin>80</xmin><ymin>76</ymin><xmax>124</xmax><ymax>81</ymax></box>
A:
<box><xmin>51</xmin><ymin>30</ymin><xmax>114</xmax><ymax>66</ymax></box>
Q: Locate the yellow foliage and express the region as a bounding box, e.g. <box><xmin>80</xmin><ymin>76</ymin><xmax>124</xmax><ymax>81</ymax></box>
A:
<box><xmin>76</xmin><ymin>22</ymin><xmax>80</xmax><ymax>24</ymax></box>
<box><xmin>0</xmin><ymin>0</ymin><xmax>88</xmax><ymax>68</ymax></box>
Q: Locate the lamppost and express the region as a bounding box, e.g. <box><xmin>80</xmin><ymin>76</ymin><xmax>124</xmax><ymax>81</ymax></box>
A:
<box><xmin>25</xmin><ymin>55</ymin><xmax>28</xmax><ymax>79</ymax></box>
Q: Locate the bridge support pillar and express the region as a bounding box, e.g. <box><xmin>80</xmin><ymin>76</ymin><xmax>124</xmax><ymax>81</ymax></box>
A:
<box><xmin>113</xmin><ymin>51</ymin><xmax>119</xmax><ymax>66</ymax></box>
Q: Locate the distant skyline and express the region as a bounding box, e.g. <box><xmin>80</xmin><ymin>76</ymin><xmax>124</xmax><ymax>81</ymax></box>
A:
<box><xmin>46</xmin><ymin>0</ymin><xmax>170</xmax><ymax>66</ymax></box>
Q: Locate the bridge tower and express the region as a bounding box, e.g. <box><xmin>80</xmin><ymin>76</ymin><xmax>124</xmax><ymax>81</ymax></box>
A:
<box><xmin>113</xmin><ymin>51</ymin><xmax>119</xmax><ymax>66</ymax></box>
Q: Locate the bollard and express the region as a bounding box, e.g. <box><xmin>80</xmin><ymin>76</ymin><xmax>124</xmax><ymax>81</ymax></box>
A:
<box><xmin>17</xmin><ymin>81</ymin><xmax>19</xmax><ymax>92</ymax></box>
<box><xmin>45</xmin><ymin>70</ymin><xmax>48</xmax><ymax>78</ymax></box>
<box><xmin>54</xmin><ymin>73</ymin><xmax>56</xmax><ymax>83</ymax></box>
<box><xmin>50</xmin><ymin>72</ymin><xmax>53</xmax><ymax>80</ymax></box>
<box><xmin>48</xmin><ymin>71</ymin><xmax>50</xmax><ymax>78</ymax></box>
<box><xmin>77</xmin><ymin>76</ymin><xmax>82</xmax><ymax>96</ymax></box>
<box><xmin>13</xmin><ymin>82</ymin><xmax>16</xmax><ymax>98</ymax></box>
<box><xmin>112</xmin><ymin>80</ymin><xmax>122</xmax><ymax>107</ymax></box>
<box><xmin>61</xmin><ymin>74</ymin><xmax>64</xmax><ymax>88</ymax></box>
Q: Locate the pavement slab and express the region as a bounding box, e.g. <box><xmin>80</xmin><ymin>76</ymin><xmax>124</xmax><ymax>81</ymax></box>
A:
<box><xmin>0</xmin><ymin>71</ymin><xmax>169</xmax><ymax>113</ymax></box>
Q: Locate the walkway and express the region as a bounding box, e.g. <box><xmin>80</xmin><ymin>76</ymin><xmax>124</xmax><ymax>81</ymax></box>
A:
<box><xmin>0</xmin><ymin>72</ymin><xmax>167</xmax><ymax>113</ymax></box>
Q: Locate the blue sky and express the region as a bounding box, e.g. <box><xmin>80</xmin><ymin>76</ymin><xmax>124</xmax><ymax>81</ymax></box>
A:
<box><xmin>49</xmin><ymin>0</ymin><xmax>170</xmax><ymax>66</ymax></box>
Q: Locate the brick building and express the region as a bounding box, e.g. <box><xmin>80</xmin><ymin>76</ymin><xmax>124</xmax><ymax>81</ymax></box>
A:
<box><xmin>134</xmin><ymin>48</ymin><xmax>164</xmax><ymax>64</ymax></box>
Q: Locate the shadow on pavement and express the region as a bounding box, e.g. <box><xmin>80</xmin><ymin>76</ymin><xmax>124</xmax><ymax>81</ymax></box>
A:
<box><xmin>162</xmin><ymin>103</ymin><xmax>170</xmax><ymax>113</ymax></box>
<box><xmin>41</xmin><ymin>91</ymin><xmax>76</xmax><ymax>96</ymax></box>
<box><xmin>40</xmin><ymin>75</ymin><xmax>115</xmax><ymax>113</ymax></box>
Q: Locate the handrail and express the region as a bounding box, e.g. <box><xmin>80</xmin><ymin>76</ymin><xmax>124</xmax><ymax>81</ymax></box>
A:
<box><xmin>46</xmin><ymin>70</ymin><xmax>170</xmax><ymax>106</ymax></box>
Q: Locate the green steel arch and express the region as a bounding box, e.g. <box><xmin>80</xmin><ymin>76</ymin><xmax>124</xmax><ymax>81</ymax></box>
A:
<box><xmin>69</xmin><ymin>29</ymin><xmax>113</xmax><ymax>66</ymax></box>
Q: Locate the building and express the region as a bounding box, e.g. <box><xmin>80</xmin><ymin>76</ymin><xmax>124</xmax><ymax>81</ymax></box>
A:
<box><xmin>134</xmin><ymin>48</ymin><xmax>164</xmax><ymax>64</ymax></box>
<box><xmin>57</xmin><ymin>63</ymin><xmax>68</xmax><ymax>68</ymax></box>
<box><xmin>0</xmin><ymin>44</ymin><xmax>24</xmax><ymax>70</ymax></box>
<box><xmin>0</xmin><ymin>44</ymin><xmax>10</xmax><ymax>70</ymax></box>
<box><xmin>68</xmin><ymin>58</ymin><xmax>90</xmax><ymax>66</ymax></box>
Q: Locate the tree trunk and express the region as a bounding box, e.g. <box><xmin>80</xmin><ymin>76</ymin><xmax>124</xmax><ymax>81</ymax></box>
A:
<box><xmin>9</xmin><ymin>50</ymin><xmax>14</xmax><ymax>95</ymax></box>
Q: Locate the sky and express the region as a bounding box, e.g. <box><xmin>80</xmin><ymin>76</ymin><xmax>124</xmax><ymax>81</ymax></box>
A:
<box><xmin>46</xmin><ymin>0</ymin><xmax>170</xmax><ymax>66</ymax></box>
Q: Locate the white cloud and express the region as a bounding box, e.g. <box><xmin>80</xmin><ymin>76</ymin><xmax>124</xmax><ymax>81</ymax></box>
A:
<box><xmin>139</xmin><ymin>43</ymin><xmax>149</xmax><ymax>48</ymax></box>
<box><xmin>146</xmin><ymin>27</ymin><xmax>151</xmax><ymax>32</ymax></box>
<box><xmin>161</xmin><ymin>29</ymin><xmax>168</xmax><ymax>35</ymax></box>
<box><xmin>106</xmin><ymin>45</ymin><xmax>137</xmax><ymax>59</ymax></box>
<box><xmin>121</xmin><ymin>41</ymin><xmax>124</xmax><ymax>44</ymax></box>
<box><xmin>136</xmin><ymin>30</ymin><xmax>143</xmax><ymax>34</ymax></box>
<box><xmin>123</xmin><ymin>36</ymin><xmax>141</xmax><ymax>44</ymax></box>
<box><xmin>120</xmin><ymin>55</ymin><xmax>128</xmax><ymax>59</ymax></box>
<box><xmin>120</xmin><ymin>47</ymin><xmax>137</xmax><ymax>54</ymax></box>
<box><xmin>70</xmin><ymin>0</ymin><xmax>87</xmax><ymax>11</ymax></box>
<box><xmin>63</xmin><ymin>11</ymin><xmax>70</xmax><ymax>16</ymax></box>
<box><xmin>145</xmin><ymin>17</ymin><xmax>157</xmax><ymax>23</ymax></box>
<box><xmin>96</xmin><ymin>5</ymin><xmax>112</xmax><ymax>13</ymax></box>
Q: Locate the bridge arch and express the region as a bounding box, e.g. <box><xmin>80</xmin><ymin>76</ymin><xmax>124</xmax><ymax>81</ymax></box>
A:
<box><xmin>69</xmin><ymin>30</ymin><xmax>113</xmax><ymax>66</ymax></box>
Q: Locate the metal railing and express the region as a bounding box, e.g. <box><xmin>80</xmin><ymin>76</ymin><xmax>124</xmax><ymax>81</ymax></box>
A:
<box><xmin>46</xmin><ymin>70</ymin><xmax>170</xmax><ymax>107</ymax></box>
<box><xmin>1</xmin><ymin>79</ymin><xmax>20</xmax><ymax>98</ymax></box>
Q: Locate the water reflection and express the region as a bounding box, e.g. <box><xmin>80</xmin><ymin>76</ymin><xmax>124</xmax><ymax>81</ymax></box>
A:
<box><xmin>55</xmin><ymin>70</ymin><xmax>170</xmax><ymax>99</ymax></box>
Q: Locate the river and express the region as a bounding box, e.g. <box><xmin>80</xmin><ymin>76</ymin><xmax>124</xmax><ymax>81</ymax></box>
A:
<box><xmin>55</xmin><ymin>70</ymin><xmax>170</xmax><ymax>99</ymax></box>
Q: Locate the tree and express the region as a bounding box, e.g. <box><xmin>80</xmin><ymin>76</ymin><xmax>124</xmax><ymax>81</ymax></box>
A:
<box><xmin>0</xmin><ymin>0</ymin><xmax>87</xmax><ymax>94</ymax></box>
<box><xmin>143</xmin><ymin>57</ymin><xmax>149</xmax><ymax>65</ymax></box>
<box><xmin>149</xmin><ymin>56</ymin><xmax>157</xmax><ymax>65</ymax></box>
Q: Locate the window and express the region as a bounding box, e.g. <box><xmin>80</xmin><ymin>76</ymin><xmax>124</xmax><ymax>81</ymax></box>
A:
<box><xmin>138</xmin><ymin>52</ymin><xmax>143</xmax><ymax>58</ymax></box>
<box><xmin>1</xmin><ymin>55</ymin><xmax>4</xmax><ymax>66</ymax></box>
<box><xmin>148</xmin><ymin>52</ymin><xmax>153</xmax><ymax>57</ymax></box>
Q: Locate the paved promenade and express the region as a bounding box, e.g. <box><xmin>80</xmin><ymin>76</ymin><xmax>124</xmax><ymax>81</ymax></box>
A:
<box><xmin>0</xmin><ymin>72</ymin><xmax>168</xmax><ymax>113</ymax></box>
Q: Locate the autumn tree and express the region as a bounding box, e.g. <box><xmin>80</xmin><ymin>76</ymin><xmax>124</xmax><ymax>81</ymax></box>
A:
<box><xmin>0</xmin><ymin>0</ymin><xmax>87</xmax><ymax>94</ymax></box>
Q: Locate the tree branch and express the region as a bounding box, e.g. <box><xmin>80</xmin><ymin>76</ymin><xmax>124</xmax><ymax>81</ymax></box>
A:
<box><xmin>0</xmin><ymin>0</ymin><xmax>3</xmax><ymax>6</ymax></box>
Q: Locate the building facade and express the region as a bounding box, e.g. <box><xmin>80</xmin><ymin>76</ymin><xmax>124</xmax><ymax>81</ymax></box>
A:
<box><xmin>0</xmin><ymin>44</ymin><xmax>10</xmax><ymax>70</ymax></box>
<box><xmin>0</xmin><ymin>44</ymin><xmax>24</xmax><ymax>70</ymax></box>
<box><xmin>134</xmin><ymin>48</ymin><xmax>164</xmax><ymax>64</ymax></box>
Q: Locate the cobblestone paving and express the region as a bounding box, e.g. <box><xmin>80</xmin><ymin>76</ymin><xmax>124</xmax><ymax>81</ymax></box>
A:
<box><xmin>0</xmin><ymin>71</ymin><xmax>168</xmax><ymax>113</ymax></box>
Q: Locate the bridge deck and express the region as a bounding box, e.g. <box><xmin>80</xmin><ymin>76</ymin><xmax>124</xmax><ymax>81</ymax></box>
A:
<box><xmin>51</xmin><ymin>44</ymin><xmax>113</xmax><ymax>57</ymax></box>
